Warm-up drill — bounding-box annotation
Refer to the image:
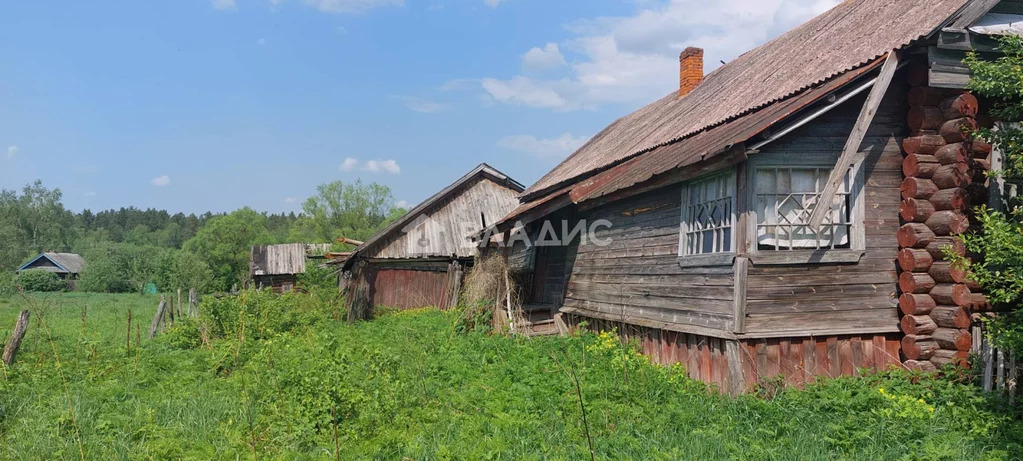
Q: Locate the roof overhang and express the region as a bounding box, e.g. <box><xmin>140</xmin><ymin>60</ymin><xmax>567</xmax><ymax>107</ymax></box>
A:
<box><xmin>486</xmin><ymin>55</ymin><xmax>889</xmax><ymax>234</ymax></box>
<box><xmin>17</xmin><ymin>253</ymin><xmax>70</xmax><ymax>273</ymax></box>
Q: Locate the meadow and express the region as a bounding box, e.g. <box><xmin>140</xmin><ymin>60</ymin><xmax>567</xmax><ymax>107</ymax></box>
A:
<box><xmin>0</xmin><ymin>291</ymin><xmax>1020</xmax><ymax>460</ymax></box>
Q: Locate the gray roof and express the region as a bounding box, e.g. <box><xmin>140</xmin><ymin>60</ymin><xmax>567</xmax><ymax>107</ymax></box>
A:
<box><xmin>343</xmin><ymin>163</ymin><xmax>523</xmax><ymax>267</ymax></box>
<box><xmin>17</xmin><ymin>252</ymin><xmax>85</xmax><ymax>274</ymax></box>
<box><xmin>522</xmin><ymin>0</ymin><xmax>973</xmax><ymax>200</ymax></box>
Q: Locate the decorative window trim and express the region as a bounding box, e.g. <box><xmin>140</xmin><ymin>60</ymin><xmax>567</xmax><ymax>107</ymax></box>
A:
<box><xmin>678</xmin><ymin>171</ymin><xmax>737</xmax><ymax>260</ymax></box>
<box><xmin>744</xmin><ymin>151</ymin><xmax>865</xmax><ymax>265</ymax></box>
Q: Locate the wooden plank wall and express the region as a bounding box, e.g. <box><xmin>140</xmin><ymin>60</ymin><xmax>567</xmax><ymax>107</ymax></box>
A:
<box><xmin>370</xmin><ymin>178</ymin><xmax>521</xmax><ymax>259</ymax></box>
<box><xmin>562</xmin><ymin>187</ymin><xmax>735</xmax><ymax>332</ymax></box>
<box><xmin>564</xmin><ymin>313</ymin><xmax>736</xmax><ymax>392</ymax></box>
<box><xmin>566</xmin><ymin>313</ymin><xmax>902</xmax><ymax>392</ymax></box>
<box><xmin>368</xmin><ymin>264</ymin><xmax>453</xmax><ymax>310</ymax></box>
<box><xmin>743</xmin><ymin>83</ymin><xmax>907</xmax><ymax>336</ymax></box>
<box><xmin>739</xmin><ymin>334</ymin><xmax>902</xmax><ymax>391</ymax></box>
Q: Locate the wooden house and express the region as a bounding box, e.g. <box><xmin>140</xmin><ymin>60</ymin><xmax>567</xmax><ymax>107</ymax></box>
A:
<box><xmin>250</xmin><ymin>243</ymin><xmax>331</xmax><ymax>293</ymax></box>
<box><xmin>485</xmin><ymin>0</ymin><xmax>1009</xmax><ymax>393</ymax></box>
<box><xmin>17</xmin><ymin>252</ymin><xmax>85</xmax><ymax>289</ymax></box>
<box><xmin>344</xmin><ymin>163</ymin><xmax>523</xmax><ymax>313</ymax></box>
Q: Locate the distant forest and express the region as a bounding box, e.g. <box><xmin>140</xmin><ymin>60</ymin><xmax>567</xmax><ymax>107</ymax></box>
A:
<box><xmin>1</xmin><ymin>180</ymin><xmax>406</xmax><ymax>292</ymax></box>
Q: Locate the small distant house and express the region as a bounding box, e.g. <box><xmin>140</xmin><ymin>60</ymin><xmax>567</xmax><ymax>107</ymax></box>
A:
<box><xmin>17</xmin><ymin>252</ymin><xmax>86</xmax><ymax>289</ymax></box>
<box><xmin>343</xmin><ymin>163</ymin><xmax>523</xmax><ymax>313</ymax></box>
<box><xmin>250</xmin><ymin>243</ymin><xmax>331</xmax><ymax>293</ymax></box>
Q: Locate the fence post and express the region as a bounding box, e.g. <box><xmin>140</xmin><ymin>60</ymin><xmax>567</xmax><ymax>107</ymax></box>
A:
<box><xmin>2</xmin><ymin>310</ymin><xmax>30</xmax><ymax>366</ymax></box>
<box><xmin>149</xmin><ymin>296</ymin><xmax>167</xmax><ymax>338</ymax></box>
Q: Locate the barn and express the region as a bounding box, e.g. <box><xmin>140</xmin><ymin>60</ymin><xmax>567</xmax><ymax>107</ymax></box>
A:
<box><xmin>17</xmin><ymin>252</ymin><xmax>86</xmax><ymax>289</ymax></box>
<box><xmin>250</xmin><ymin>243</ymin><xmax>331</xmax><ymax>293</ymax></box>
<box><xmin>483</xmin><ymin>0</ymin><xmax>1009</xmax><ymax>393</ymax></box>
<box><xmin>343</xmin><ymin>163</ymin><xmax>523</xmax><ymax>315</ymax></box>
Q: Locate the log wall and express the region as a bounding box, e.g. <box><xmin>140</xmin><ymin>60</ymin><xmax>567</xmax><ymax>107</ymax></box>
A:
<box><xmin>898</xmin><ymin>62</ymin><xmax>991</xmax><ymax>372</ymax></box>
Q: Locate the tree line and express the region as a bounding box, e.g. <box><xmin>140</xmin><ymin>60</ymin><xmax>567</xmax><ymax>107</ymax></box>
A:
<box><xmin>1</xmin><ymin>179</ymin><xmax>406</xmax><ymax>293</ymax></box>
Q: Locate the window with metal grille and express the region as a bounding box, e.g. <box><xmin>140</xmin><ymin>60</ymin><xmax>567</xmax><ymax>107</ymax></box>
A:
<box><xmin>754</xmin><ymin>166</ymin><xmax>851</xmax><ymax>251</ymax></box>
<box><xmin>680</xmin><ymin>172</ymin><xmax>735</xmax><ymax>256</ymax></box>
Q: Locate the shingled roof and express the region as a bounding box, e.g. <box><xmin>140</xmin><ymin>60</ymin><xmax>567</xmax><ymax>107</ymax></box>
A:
<box><xmin>17</xmin><ymin>252</ymin><xmax>86</xmax><ymax>274</ymax></box>
<box><xmin>522</xmin><ymin>0</ymin><xmax>974</xmax><ymax>202</ymax></box>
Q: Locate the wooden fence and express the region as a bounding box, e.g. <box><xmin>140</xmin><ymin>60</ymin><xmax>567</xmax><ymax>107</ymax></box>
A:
<box><xmin>973</xmin><ymin>324</ymin><xmax>1018</xmax><ymax>402</ymax></box>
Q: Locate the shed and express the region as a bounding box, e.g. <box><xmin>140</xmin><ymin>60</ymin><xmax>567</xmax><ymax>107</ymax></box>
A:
<box><xmin>344</xmin><ymin>163</ymin><xmax>523</xmax><ymax>314</ymax></box>
<box><xmin>250</xmin><ymin>243</ymin><xmax>332</xmax><ymax>293</ymax></box>
<box><xmin>17</xmin><ymin>253</ymin><xmax>85</xmax><ymax>287</ymax></box>
<box><xmin>485</xmin><ymin>0</ymin><xmax>1007</xmax><ymax>393</ymax></box>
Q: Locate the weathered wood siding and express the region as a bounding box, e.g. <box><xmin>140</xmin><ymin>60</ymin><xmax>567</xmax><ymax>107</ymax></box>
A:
<box><xmin>739</xmin><ymin>334</ymin><xmax>902</xmax><ymax>390</ymax></box>
<box><xmin>368</xmin><ymin>178</ymin><xmax>521</xmax><ymax>259</ymax></box>
<box><xmin>250</xmin><ymin>244</ymin><xmax>309</xmax><ymax>277</ymax></box>
<box><xmin>566</xmin><ymin>313</ymin><xmax>902</xmax><ymax>393</ymax></box>
<box><xmin>743</xmin><ymin>85</ymin><xmax>906</xmax><ymax>336</ymax></box>
<box><xmin>564</xmin><ymin>314</ymin><xmax>740</xmax><ymax>392</ymax></box>
<box><xmin>561</xmin><ymin>187</ymin><xmax>736</xmax><ymax>333</ymax></box>
<box><xmin>366</xmin><ymin>261</ymin><xmax>458</xmax><ymax>310</ymax></box>
<box><xmin>253</xmin><ymin>274</ymin><xmax>298</xmax><ymax>293</ymax></box>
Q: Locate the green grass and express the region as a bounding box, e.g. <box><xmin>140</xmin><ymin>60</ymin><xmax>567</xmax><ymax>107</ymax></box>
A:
<box><xmin>0</xmin><ymin>292</ymin><xmax>1020</xmax><ymax>460</ymax></box>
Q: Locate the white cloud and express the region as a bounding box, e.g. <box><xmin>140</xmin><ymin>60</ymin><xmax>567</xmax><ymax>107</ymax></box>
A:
<box><xmin>258</xmin><ymin>38</ymin><xmax>266</xmax><ymax>45</ymax></box>
<box><xmin>363</xmin><ymin>159</ymin><xmax>401</xmax><ymax>174</ymax></box>
<box><xmin>283</xmin><ymin>197</ymin><xmax>297</xmax><ymax>203</ymax></box>
<box><xmin>497</xmin><ymin>133</ymin><xmax>588</xmax><ymax>159</ymax></box>
<box><xmin>298</xmin><ymin>0</ymin><xmax>403</xmax><ymax>14</ymax></box>
<box><xmin>478</xmin><ymin>0</ymin><xmax>839</xmax><ymax>111</ymax></box>
<box><xmin>484</xmin><ymin>0</ymin><xmax>503</xmax><ymax>6</ymax></box>
<box><xmin>395</xmin><ymin>200</ymin><xmax>409</xmax><ymax>209</ymax></box>
<box><xmin>339</xmin><ymin>157</ymin><xmax>400</xmax><ymax>174</ymax></box>
<box><xmin>521</xmin><ymin>43</ymin><xmax>566</xmax><ymax>72</ymax></box>
<box><xmin>6</xmin><ymin>145</ymin><xmax>18</xmax><ymax>158</ymax></box>
<box><xmin>392</xmin><ymin>95</ymin><xmax>447</xmax><ymax>113</ymax></box>
<box><xmin>339</xmin><ymin>157</ymin><xmax>359</xmax><ymax>171</ymax></box>
<box><xmin>212</xmin><ymin>0</ymin><xmax>236</xmax><ymax>10</ymax></box>
<box><xmin>151</xmin><ymin>175</ymin><xmax>171</xmax><ymax>187</ymax></box>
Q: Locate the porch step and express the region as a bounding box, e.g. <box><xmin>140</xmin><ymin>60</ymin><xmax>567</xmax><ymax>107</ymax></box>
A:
<box><xmin>522</xmin><ymin>319</ymin><xmax>559</xmax><ymax>337</ymax></box>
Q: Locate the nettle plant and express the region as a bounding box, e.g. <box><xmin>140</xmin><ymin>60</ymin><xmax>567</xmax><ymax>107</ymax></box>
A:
<box><xmin>960</xmin><ymin>35</ymin><xmax>1023</xmax><ymax>354</ymax></box>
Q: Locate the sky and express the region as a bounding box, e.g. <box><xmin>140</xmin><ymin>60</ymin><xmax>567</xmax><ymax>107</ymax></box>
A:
<box><xmin>0</xmin><ymin>0</ymin><xmax>838</xmax><ymax>215</ymax></box>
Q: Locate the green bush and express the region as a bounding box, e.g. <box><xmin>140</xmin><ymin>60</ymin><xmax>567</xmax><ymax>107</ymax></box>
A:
<box><xmin>77</xmin><ymin>252</ymin><xmax>132</xmax><ymax>293</ymax></box>
<box><xmin>0</xmin><ymin>272</ymin><xmax>16</xmax><ymax>297</ymax></box>
<box><xmin>15</xmin><ymin>269</ymin><xmax>65</xmax><ymax>292</ymax></box>
<box><xmin>200</xmin><ymin>289</ymin><xmax>329</xmax><ymax>342</ymax></box>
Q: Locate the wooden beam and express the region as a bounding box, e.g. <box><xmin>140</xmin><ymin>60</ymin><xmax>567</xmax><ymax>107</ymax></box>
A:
<box><xmin>808</xmin><ymin>51</ymin><xmax>900</xmax><ymax>231</ymax></box>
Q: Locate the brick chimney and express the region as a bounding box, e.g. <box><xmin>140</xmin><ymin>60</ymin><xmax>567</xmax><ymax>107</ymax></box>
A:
<box><xmin>679</xmin><ymin>47</ymin><xmax>704</xmax><ymax>98</ymax></box>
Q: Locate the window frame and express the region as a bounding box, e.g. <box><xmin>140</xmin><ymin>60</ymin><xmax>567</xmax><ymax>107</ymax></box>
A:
<box><xmin>744</xmin><ymin>151</ymin><xmax>865</xmax><ymax>265</ymax></box>
<box><xmin>677</xmin><ymin>170</ymin><xmax>738</xmax><ymax>267</ymax></box>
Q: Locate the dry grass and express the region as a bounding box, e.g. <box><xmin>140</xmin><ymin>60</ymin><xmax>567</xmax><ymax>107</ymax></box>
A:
<box><xmin>461</xmin><ymin>250</ymin><xmax>524</xmax><ymax>334</ymax></box>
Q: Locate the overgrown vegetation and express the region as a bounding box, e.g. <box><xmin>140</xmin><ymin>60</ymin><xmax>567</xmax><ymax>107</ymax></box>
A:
<box><xmin>961</xmin><ymin>36</ymin><xmax>1023</xmax><ymax>354</ymax></box>
<box><xmin>0</xmin><ymin>292</ymin><xmax>1019</xmax><ymax>459</ymax></box>
<box><xmin>0</xmin><ymin>180</ymin><xmax>407</xmax><ymax>293</ymax></box>
<box><xmin>13</xmin><ymin>269</ymin><xmax>65</xmax><ymax>293</ymax></box>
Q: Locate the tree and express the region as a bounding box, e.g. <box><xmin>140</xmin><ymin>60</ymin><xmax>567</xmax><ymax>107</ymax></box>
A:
<box><xmin>0</xmin><ymin>181</ymin><xmax>75</xmax><ymax>271</ymax></box>
<box><xmin>155</xmin><ymin>250</ymin><xmax>213</xmax><ymax>292</ymax></box>
<box><xmin>960</xmin><ymin>36</ymin><xmax>1023</xmax><ymax>353</ymax></box>
<box><xmin>301</xmin><ymin>180</ymin><xmax>401</xmax><ymax>244</ymax></box>
<box><xmin>183</xmin><ymin>208</ymin><xmax>272</xmax><ymax>291</ymax></box>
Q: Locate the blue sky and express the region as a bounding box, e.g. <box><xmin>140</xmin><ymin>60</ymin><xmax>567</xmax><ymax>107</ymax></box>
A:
<box><xmin>0</xmin><ymin>0</ymin><xmax>836</xmax><ymax>214</ymax></box>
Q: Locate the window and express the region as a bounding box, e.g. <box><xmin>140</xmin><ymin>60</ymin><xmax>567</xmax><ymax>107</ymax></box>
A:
<box><xmin>754</xmin><ymin>166</ymin><xmax>852</xmax><ymax>251</ymax></box>
<box><xmin>680</xmin><ymin>172</ymin><xmax>735</xmax><ymax>256</ymax></box>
